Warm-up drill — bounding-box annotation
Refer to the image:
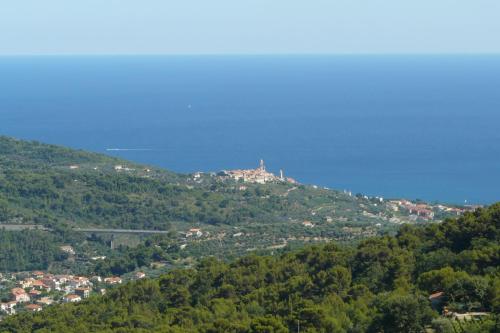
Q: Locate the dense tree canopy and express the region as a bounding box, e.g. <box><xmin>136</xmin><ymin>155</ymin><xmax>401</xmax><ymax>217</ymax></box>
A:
<box><xmin>0</xmin><ymin>230</ymin><xmax>68</xmax><ymax>272</ymax></box>
<box><xmin>1</xmin><ymin>204</ymin><xmax>498</xmax><ymax>333</ymax></box>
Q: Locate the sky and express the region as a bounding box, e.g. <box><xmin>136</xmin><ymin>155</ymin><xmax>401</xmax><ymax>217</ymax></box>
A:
<box><xmin>1</xmin><ymin>0</ymin><xmax>500</xmax><ymax>55</ymax></box>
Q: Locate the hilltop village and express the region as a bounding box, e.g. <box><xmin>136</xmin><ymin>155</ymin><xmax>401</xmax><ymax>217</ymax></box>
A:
<box><xmin>219</xmin><ymin>160</ymin><xmax>298</xmax><ymax>184</ymax></box>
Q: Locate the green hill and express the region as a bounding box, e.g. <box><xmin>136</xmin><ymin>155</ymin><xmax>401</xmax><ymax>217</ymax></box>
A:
<box><xmin>0</xmin><ymin>203</ymin><xmax>498</xmax><ymax>333</ymax></box>
<box><xmin>0</xmin><ymin>136</ymin><xmax>466</xmax><ymax>274</ymax></box>
<box><xmin>0</xmin><ymin>135</ymin><xmax>458</xmax><ymax>230</ymax></box>
<box><xmin>0</xmin><ymin>135</ymin><xmax>386</xmax><ymax>230</ymax></box>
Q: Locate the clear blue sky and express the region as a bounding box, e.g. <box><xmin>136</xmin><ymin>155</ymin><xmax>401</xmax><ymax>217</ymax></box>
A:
<box><xmin>1</xmin><ymin>0</ymin><xmax>500</xmax><ymax>55</ymax></box>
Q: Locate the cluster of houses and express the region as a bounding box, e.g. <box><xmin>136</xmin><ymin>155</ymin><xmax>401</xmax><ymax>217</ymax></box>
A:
<box><xmin>435</xmin><ymin>204</ymin><xmax>478</xmax><ymax>215</ymax></box>
<box><xmin>388</xmin><ymin>199</ymin><xmax>479</xmax><ymax>221</ymax></box>
<box><xmin>0</xmin><ymin>272</ymin><xmax>90</xmax><ymax>316</ymax></box>
<box><xmin>0</xmin><ymin>270</ymin><xmax>145</xmax><ymax>317</ymax></box>
<box><xmin>221</xmin><ymin>160</ymin><xmax>297</xmax><ymax>185</ymax></box>
<box><xmin>402</xmin><ymin>201</ymin><xmax>435</xmax><ymax>219</ymax></box>
<box><xmin>388</xmin><ymin>200</ymin><xmax>435</xmax><ymax>219</ymax></box>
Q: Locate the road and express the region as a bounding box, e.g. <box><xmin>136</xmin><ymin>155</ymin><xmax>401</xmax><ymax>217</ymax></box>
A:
<box><xmin>1</xmin><ymin>224</ymin><xmax>171</xmax><ymax>235</ymax></box>
<box><xmin>73</xmin><ymin>228</ymin><xmax>171</xmax><ymax>234</ymax></box>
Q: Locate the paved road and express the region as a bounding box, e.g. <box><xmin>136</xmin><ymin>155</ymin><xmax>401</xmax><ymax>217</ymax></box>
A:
<box><xmin>1</xmin><ymin>224</ymin><xmax>170</xmax><ymax>235</ymax></box>
<box><xmin>73</xmin><ymin>228</ymin><xmax>170</xmax><ymax>234</ymax></box>
<box><xmin>0</xmin><ymin>224</ymin><xmax>49</xmax><ymax>231</ymax></box>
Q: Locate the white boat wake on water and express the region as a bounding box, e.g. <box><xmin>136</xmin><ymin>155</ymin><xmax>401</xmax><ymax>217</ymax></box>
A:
<box><xmin>105</xmin><ymin>148</ymin><xmax>155</xmax><ymax>151</ymax></box>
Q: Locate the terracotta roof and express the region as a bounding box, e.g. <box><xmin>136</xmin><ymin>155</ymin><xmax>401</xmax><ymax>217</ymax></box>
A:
<box><xmin>11</xmin><ymin>288</ymin><xmax>26</xmax><ymax>295</ymax></box>
<box><xmin>104</xmin><ymin>277</ymin><xmax>122</xmax><ymax>283</ymax></box>
<box><xmin>25</xmin><ymin>304</ymin><xmax>42</xmax><ymax>310</ymax></box>
<box><xmin>429</xmin><ymin>291</ymin><xmax>445</xmax><ymax>300</ymax></box>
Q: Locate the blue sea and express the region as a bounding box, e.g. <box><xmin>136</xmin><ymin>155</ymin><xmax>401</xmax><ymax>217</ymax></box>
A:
<box><xmin>0</xmin><ymin>55</ymin><xmax>499</xmax><ymax>204</ymax></box>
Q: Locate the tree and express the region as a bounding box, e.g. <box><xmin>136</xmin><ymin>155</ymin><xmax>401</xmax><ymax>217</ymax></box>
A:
<box><xmin>368</xmin><ymin>291</ymin><xmax>436</xmax><ymax>333</ymax></box>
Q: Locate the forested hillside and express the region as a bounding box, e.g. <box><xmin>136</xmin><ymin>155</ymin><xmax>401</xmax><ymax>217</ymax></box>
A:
<box><xmin>0</xmin><ymin>136</ymin><xmax>397</xmax><ymax>230</ymax></box>
<box><xmin>1</xmin><ymin>135</ymin><xmax>445</xmax><ymax>273</ymax></box>
<box><xmin>0</xmin><ymin>230</ymin><xmax>68</xmax><ymax>272</ymax></box>
<box><xmin>1</xmin><ymin>203</ymin><xmax>497</xmax><ymax>333</ymax></box>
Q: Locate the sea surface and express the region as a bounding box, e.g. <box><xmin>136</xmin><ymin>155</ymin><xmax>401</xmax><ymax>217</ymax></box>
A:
<box><xmin>0</xmin><ymin>55</ymin><xmax>499</xmax><ymax>204</ymax></box>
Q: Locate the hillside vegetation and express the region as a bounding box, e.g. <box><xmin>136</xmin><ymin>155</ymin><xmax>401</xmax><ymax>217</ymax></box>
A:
<box><xmin>1</xmin><ymin>203</ymin><xmax>498</xmax><ymax>333</ymax></box>
<box><xmin>1</xmin><ymin>135</ymin><xmax>434</xmax><ymax>273</ymax></box>
<box><xmin>0</xmin><ymin>136</ymin><xmax>393</xmax><ymax>230</ymax></box>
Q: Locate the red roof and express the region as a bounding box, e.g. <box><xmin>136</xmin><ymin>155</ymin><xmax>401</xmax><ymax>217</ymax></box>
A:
<box><xmin>11</xmin><ymin>288</ymin><xmax>26</xmax><ymax>295</ymax></box>
<box><xmin>429</xmin><ymin>291</ymin><xmax>445</xmax><ymax>300</ymax></box>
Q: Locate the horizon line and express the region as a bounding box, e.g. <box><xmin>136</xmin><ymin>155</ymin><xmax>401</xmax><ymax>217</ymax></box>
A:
<box><xmin>1</xmin><ymin>52</ymin><xmax>500</xmax><ymax>57</ymax></box>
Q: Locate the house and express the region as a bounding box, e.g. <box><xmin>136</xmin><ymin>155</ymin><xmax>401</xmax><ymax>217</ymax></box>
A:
<box><xmin>187</xmin><ymin>228</ymin><xmax>203</xmax><ymax>237</ymax></box>
<box><xmin>31</xmin><ymin>280</ymin><xmax>50</xmax><ymax>291</ymax></box>
<box><xmin>1</xmin><ymin>302</ymin><xmax>17</xmax><ymax>315</ymax></box>
<box><xmin>29</xmin><ymin>289</ymin><xmax>42</xmax><ymax>298</ymax></box>
<box><xmin>104</xmin><ymin>277</ymin><xmax>122</xmax><ymax>285</ymax></box>
<box><xmin>11</xmin><ymin>288</ymin><xmax>30</xmax><ymax>303</ymax></box>
<box><xmin>69</xmin><ymin>276</ymin><xmax>91</xmax><ymax>288</ymax></box>
<box><xmin>60</xmin><ymin>245</ymin><xmax>75</xmax><ymax>255</ymax></box>
<box><xmin>63</xmin><ymin>294</ymin><xmax>81</xmax><ymax>303</ymax></box>
<box><xmin>32</xmin><ymin>271</ymin><xmax>45</xmax><ymax>279</ymax></box>
<box><xmin>42</xmin><ymin>278</ymin><xmax>60</xmax><ymax>291</ymax></box>
<box><xmin>134</xmin><ymin>272</ymin><xmax>146</xmax><ymax>280</ymax></box>
<box><xmin>25</xmin><ymin>304</ymin><xmax>42</xmax><ymax>312</ymax></box>
<box><xmin>0</xmin><ymin>303</ymin><xmax>11</xmax><ymax>313</ymax></box>
<box><xmin>185</xmin><ymin>228</ymin><xmax>202</xmax><ymax>237</ymax></box>
<box><xmin>75</xmin><ymin>288</ymin><xmax>91</xmax><ymax>299</ymax></box>
<box><xmin>36</xmin><ymin>297</ymin><xmax>53</xmax><ymax>306</ymax></box>
<box><xmin>302</xmin><ymin>221</ymin><xmax>315</xmax><ymax>228</ymax></box>
<box><xmin>18</xmin><ymin>278</ymin><xmax>34</xmax><ymax>289</ymax></box>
